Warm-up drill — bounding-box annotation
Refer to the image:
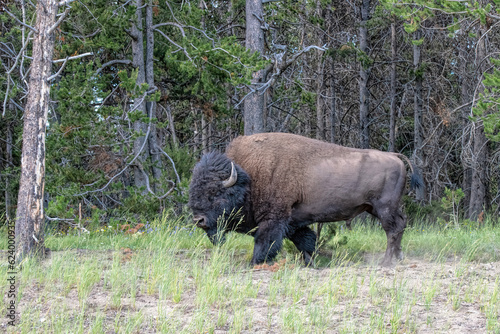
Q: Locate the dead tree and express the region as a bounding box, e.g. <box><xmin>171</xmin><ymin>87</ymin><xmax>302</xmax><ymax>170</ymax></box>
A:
<box><xmin>15</xmin><ymin>0</ymin><xmax>61</xmax><ymax>262</ymax></box>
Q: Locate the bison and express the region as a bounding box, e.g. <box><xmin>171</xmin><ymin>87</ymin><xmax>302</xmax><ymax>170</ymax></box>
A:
<box><xmin>188</xmin><ymin>133</ymin><xmax>421</xmax><ymax>266</ymax></box>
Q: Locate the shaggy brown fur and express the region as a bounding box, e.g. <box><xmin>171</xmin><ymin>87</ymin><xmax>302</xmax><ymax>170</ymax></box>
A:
<box><xmin>189</xmin><ymin>133</ymin><xmax>421</xmax><ymax>266</ymax></box>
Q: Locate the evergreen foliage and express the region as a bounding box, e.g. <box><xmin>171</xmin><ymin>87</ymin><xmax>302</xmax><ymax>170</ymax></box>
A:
<box><xmin>1</xmin><ymin>0</ymin><xmax>499</xmax><ymax>230</ymax></box>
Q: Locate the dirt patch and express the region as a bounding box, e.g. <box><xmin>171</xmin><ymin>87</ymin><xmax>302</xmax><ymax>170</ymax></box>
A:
<box><xmin>3</xmin><ymin>251</ymin><xmax>499</xmax><ymax>333</ymax></box>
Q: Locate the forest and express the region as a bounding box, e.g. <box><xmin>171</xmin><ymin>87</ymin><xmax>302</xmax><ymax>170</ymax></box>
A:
<box><xmin>1</xmin><ymin>0</ymin><xmax>500</xmax><ymax>234</ymax></box>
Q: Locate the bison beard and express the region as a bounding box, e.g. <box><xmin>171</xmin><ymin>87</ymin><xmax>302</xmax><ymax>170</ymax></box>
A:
<box><xmin>188</xmin><ymin>133</ymin><xmax>421</xmax><ymax>267</ymax></box>
<box><xmin>188</xmin><ymin>152</ymin><xmax>252</xmax><ymax>241</ymax></box>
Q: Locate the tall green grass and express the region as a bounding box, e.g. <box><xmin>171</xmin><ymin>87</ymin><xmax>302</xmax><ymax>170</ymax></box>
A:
<box><xmin>328</xmin><ymin>217</ymin><xmax>500</xmax><ymax>264</ymax></box>
<box><xmin>0</xmin><ymin>214</ymin><xmax>498</xmax><ymax>333</ymax></box>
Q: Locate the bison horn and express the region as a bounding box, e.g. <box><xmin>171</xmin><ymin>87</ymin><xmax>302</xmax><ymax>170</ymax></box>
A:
<box><xmin>222</xmin><ymin>162</ymin><xmax>237</xmax><ymax>188</ymax></box>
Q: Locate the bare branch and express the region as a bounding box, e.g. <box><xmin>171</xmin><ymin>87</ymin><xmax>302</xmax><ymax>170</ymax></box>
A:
<box><xmin>0</xmin><ymin>42</ymin><xmax>16</xmax><ymax>57</ymax></box>
<box><xmin>112</xmin><ymin>0</ymin><xmax>134</xmax><ymax>17</ymax></box>
<box><xmin>135</xmin><ymin>162</ymin><xmax>176</xmax><ymax>199</ymax></box>
<box><xmin>207</xmin><ymin>47</ymin><xmax>250</xmax><ymax>67</ymax></box>
<box><xmin>258</xmin><ymin>44</ymin><xmax>327</xmax><ymax>93</ymax></box>
<box><xmin>3</xmin><ymin>77</ymin><xmax>11</xmax><ymax>118</ymax></box>
<box><xmin>153</xmin><ymin>22</ymin><xmax>186</xmax><ymax>37</ymax></box>
<box><xmin>4</xmin><ymin>8</ymin><xmax>38</xmax><ymax>32</ymax></box>
<box><xmin>164</xmin><ymin>0</ymin><xmax>182</xmax><ymax>25</ymax></box>
<box><xmin>235</xmin><ymin>86</ymin><xmax>256</xmax><ymax>108</ymax></box>
<box><xmin>155</xmin><ymin>146</ymin><xmax>181</xmax><ymax>187</ymax></box>
<box><xmin>282</xmin><ymin>45</ymin><xmax>327</xmax><ymax>69</ymax></box>
<box><xmin>47</xmin><ymin>56</ymin><xmax>69</xmax><ymax>81</ymax></box>
<box><xmin>3</xmin><ymin>30</ymin><xmax>33</xmax><ymax>117</ymax></box>
<box><xmin>216</xmin><ymin>24</ymin><xmax>245</xmax><ymax>35</ymax></box>
<box><xmin>61</xmin><ymin>28</ymin><xmax>101</xmax><ymax>39</ymax></box>
<box><xmin>95</xmin><ymin>59</ymin><xmax>132</xmax><ymax>75</ymax></box>
<box><xmin>45</xmin><ymin>215</ymin><xmax>90</xmax><ymax>234</ymax></box>
<box><xmin>8</xmin><ymin>98</ymin><xmax>25</xmax><ymax>112</ymax></box>
<box><xmin>154</xmin><ymin>28</ymin><xmax>193</xmax><ymax>62</ymax></box>
<box><xmin>6</xmin><ymin>31</ymin><xmax>33</xmax><ymax>76</ymax></box>
<box><xmin>58</xmin><ymin>0</ymin><xmax>77</xmax><ymax>6</ymax></box>
<box><xmin>94</xmin><ymin>84</ymin><xmax>120</xmax><ymax>114</ymax></box>
<box><xmin>184</xmin><ymin>25</ymin><xmax>214</xmax><ymax>43</ymax></box>
<box><xmin>46</xmin><ymin>52</ymin><xmax>93</xmax><ymax>81</ymax></box>
<box><xmin>48</xmin><ymin>8</ymin><xmax>70</xmax><ymax>34</ymax></box>
<box><xmin>52</xmin><ymin>52</ymin><xmax>93</xmax><ymax>63</ymax></box>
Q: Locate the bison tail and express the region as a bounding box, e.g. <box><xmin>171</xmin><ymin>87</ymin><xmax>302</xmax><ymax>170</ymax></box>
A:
<box><xmin>410</xmin><ymin>170</ymin><xmax>423</xmax><ymax>190</ymax></box>
<box><xmin>394</xmin><ymin>153</ymin><xmax>423</xmax><ymax>190</ymax></box>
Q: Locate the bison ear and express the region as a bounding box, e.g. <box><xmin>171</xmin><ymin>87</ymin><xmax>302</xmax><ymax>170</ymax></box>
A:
<box><xmin>222</xmin><ymin>162</ymin><xmax>238</xmax><ymax>188</ymax></box>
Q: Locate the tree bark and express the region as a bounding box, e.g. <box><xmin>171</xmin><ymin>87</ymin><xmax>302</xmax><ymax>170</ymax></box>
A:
<box><xmin>5</xmin><ymin>120</ymin><xmax>13</xmax><ymax>222</ymax></box>
<box><xmin>328</xmin><ymin>55</ymin><xmax>337</xmax><ymax>143</ymax></box>
<box><xmin>166</xmin><ymin>103</ymin><xmax>178</xmax><ymax>147</ymax></box>
<box><xmin>316</xmin><ymin>57</ymin><xmax>325</xmax><ymax>141</ymax></box>
<box><xmin>389</xmin><ymin>21</ymin><xmax>397</xmax><ymax>152</ymax></box>
<box><xmin>468</xmin><ymin>28</ymin><xmax>489</xmax><ymax>220</ymax></box>
<box><xmin>359</xmin><ymin>0</ymin><xmax>370</xmax><ymax>149</ymax></box>
<box><xmin>315</xmin><ymin>0</ymin><xmax>325</xmax><ymax>141</ymax></box>
<box><xmin>469</xmin><ymin>122</ymin><xmax>488</xmax><ymax>219</ymax></box>
<box><xmin>145</xmin><ymin>0</ymin><xmax>162</xmax><ymax>191</ymax></box>
<box><xmin>325</xmin><ymin>2</ymin><xmax>336</xmax><ymax>144</ymax></box>
<box><xmin>244</xmin><ymin>0</ymin><xmax>265</xmax><ymax>135</ymax></box>
<box><xmin>459</xmin><ymin>30</ymin><xmax>472</xmax><ymax>213</ymax></box>
<box><xmin>131</xmin><ymin>0</ymin><xmax>150</xmax><ymax>191</ymax></box>
<box><xmin>413</xmin><ymin>29</ymin><xmax>426</xmax><ymax>202</ymax></box>
<box><xmin>15</xmin><ymin>0</ymin><xmax>59</xmax><ymax>262</ymax></box>
<box><xmin>201</xmin><ymin>113</ymin><xmax>209</xmax><ymax>154</ymax></box>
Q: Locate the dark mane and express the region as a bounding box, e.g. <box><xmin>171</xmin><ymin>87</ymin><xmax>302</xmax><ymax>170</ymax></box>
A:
<box><xmin>196</xmin><ymin>152</ymin><xmax>251</xmax><ymax>189</ymax></box>
<box><xmin>189</xmin><ymin>151</ymin><xmax>252</xmax><ymax>233</ymax></box>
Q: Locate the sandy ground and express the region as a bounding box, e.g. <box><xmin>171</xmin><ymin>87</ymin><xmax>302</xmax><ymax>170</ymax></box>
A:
<box><xmin>3</xmin><ymin>251</ymin><xmax>500</xmax><ymax>333</ymax></box>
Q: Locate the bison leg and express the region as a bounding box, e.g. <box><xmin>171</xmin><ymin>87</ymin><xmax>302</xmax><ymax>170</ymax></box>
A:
<box><xmin>392</xmin><ymin>210</ymin><xmax>406</xmax><ymax>261</ymax></box>
<box><xmin>288</xmin><ymin>226</ymin><xmax>317</xmax><ymax>266</ymax></box>
<box><xmin>345</xmin><ymin>219</ymin><xmax>352</xmax><ymax>231</ymax></box>
<box><xmin>316</xmin><ymin>223</ymin><xmax>323</xmax><ymax>242</ymax></box>
<box><xmin>379</xmin><ymin>208</ymin><xmax>406</xmax><ymax>266</ymax></box>
<box><xmin>251</xmin><ymin>221</ymin><xmax>286</xmax><ymax>265</ymax></box>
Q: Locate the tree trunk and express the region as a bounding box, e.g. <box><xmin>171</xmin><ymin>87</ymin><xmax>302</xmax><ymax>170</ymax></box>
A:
<box><xmin>359</xmin><ymin>0</ymin><xmax>370</xmax><ymax>149</ymax></box>
<box><xmin>315</xmin><ymin>0</ymin><xmax>325</xmax><ymax>141</ymax></box>
<box><xmin>166</xmin><ymin>103</ymin><xmax>178</xmax><ymax>147</ymax></box>
<box><xmin>459</xmin><ymin>31</ymin><xmax>472</xmax><ymax>214</ymax></box>
<box><xmin>469</xmin><ymin>123</ymin><xmax>488</xmax><ymax>219</ymax></box>
<box><xmin>413</xmin><ymin>30</ymin><xmax>426</xmax><ymax>202</ymax></box>
<box><xmin>5</xmin><ymin>120</ymin><xmax>13</xmax><ymax>222</ymax></box>
<box><xmin>326</xmin><ymin>0</ymin><xmax>336</xmax><ymax>144</ymax></box>
<box><xmin>4</xmin><ymin>58</ymin><xmax>14</xmax><ymax>222</ymax></box>
<box><xmin>15</xmin><ymin>0</ymin><xmax>59</xmax><ymax>262</ymax></box>
<box><xmin>468</xmin><ymin>28</ymin><xmax>489</xmax><ymax>220</ymax></box>
<box><xmin>191</xmin><ymin>102</ymin><xmax>200</xmax><ymax>152</ymax></box>
<box><xmin>201</xmin><ymin>113</ymin><xmax>209</xmax><ymax>154</ymax></box>
<box><xmin>328</xmin><ymin>55</ymin><xmax>337</xmax><ymax>143</ymax></box>
<box><xmin>145</xmin><ymin>0</ymin><xmax>162</xmax><ymax>191</ymax></box>
<box><xmin>389</xmin><ymin>21</ymin><xmax>397</xmax><ymax>152</ymax></box>
<box><xmin>131</xmin><ymin>0</ymin><xmax>150</xmax><ymax>191</ymax></box>
<box><xmin>244</xmin><ymin>0</ymin><xmax>265</xmax><ymax>135</ymax></box>
<box><xmin>316</xmin><ymin>57</ymin><xmax>325</xmax><ymax>140</ymax></box>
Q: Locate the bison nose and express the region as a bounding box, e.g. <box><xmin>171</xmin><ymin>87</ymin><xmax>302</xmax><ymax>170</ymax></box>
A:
<box><xmin>193</xmin><ymin>215</ymin><xmax>209</xmax><ymax>230</ymax></box>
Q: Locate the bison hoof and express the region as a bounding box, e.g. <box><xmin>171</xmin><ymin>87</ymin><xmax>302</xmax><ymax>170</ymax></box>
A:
<box><xmin>250</xmin><ymin>257</ymin><xmax>265</xmax><ymax>266</ymax></box>
<box><xmin>380</xmin><ymin>258</ymin><xmax>393</xmax><ymax>267</ymax></box>
<box><xmin>303</xmin><ymin>252</ymin><xmax>315</xmax><ymax>267</ymax></box>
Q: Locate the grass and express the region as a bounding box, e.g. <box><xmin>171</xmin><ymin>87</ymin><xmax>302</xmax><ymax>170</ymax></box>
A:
<box><xmin>1</xmin><ymin>214</ymin><xmax>499</xmax><ymax>333</ymax></box>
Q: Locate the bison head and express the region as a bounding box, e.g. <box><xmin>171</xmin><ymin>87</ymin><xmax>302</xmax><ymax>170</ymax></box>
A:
<box><xmin>188</xmin><ymin>152</ymin><xmax>250</xmax><ymax>244</ymax></box>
